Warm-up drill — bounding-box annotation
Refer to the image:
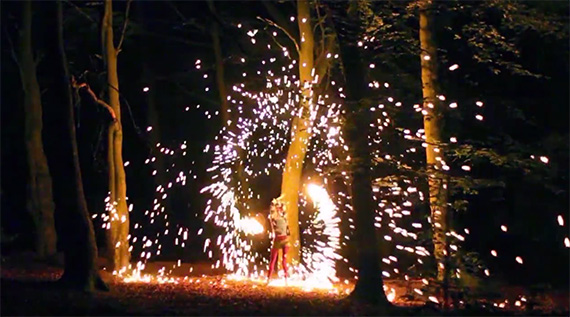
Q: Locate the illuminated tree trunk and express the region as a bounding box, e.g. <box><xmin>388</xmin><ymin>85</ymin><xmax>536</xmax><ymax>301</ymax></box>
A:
<box><xmin>17</xmin><ymin>0</ymin><xmax>57</xmax><ymax>258</ymax></box>
<box><xmin>50</xmin><ymin>0</ymin><xmax>107</xmax><ymax>291</ymax></box>
<box><xmin>280</xmin><ymin>0</ymin><xmax>315</xmax><ymax>265</ymax></box>
<box><xmin>418</xmin><ymin>0</ymin><xmax>448</xmax><ymax>282</ymax></box>
<box><xmin>103</xmin><ymin>0</ymin><xmax>130</xmax><ymax>272</ymax></box>
<box><xmin>333</xmin><ymin>2</ymin><xmax>390</xmax><ymax>305</ymax></box>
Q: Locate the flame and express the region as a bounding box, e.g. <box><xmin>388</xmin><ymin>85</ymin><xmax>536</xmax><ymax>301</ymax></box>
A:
<box><xmin>302</xmin><ymin>184</ymin><xmax>342</xmax><ymax>286</ymax></box>
<box><xmin>383</xmin><ymin>285</ymin><xmax>397</xmax><ymax>302</ymax></box>
<box><xmin>307</xmin><ymin>183</ymin><xmax>328</xmax><ymax>203</ymax></box>
<box><xmin>228</xmin><ymin>273</ymin><xmax>339</xmax><ymax>293</ymax></box>
<box><xmin>239</xmin><ymin>217</ymin><xmax>264</xmax><ymax>235</ymax></box>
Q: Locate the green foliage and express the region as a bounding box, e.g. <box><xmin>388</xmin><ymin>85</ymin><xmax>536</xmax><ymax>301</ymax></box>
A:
<box><xmin>344</xmin><ymin>0</ymin><xmax>569</xmax><ymax>289</ymax></box>
<box><xmin>451</xmin><ymin>199</ymin><xmax>469</xmax><ymax>213</ymax></box>
<box><xmin>434</xmin><ymin>0</ymin><xmax>568</xmax><ymax>78</ymax></box>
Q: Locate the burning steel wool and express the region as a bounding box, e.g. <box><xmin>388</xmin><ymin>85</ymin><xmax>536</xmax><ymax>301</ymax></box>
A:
<box><xmin>97</xmin><ymin>20</ymin><xmax>568</xmax><ymax>311</ymax></box>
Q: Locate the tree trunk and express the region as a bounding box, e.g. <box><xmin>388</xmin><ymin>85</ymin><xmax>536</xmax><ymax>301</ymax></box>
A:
<box><xmin>102</xmin><ymin>0</ymin><xmax>130</xmax><ymax>272</ymax></box>
<box><xmin>135</xmin><ymin>3</ymin><xmax>171</xmax><ymax>224</ymax></box>
<box><xmin>280</xmin><ymin>0</ymin><xmax>315</xmax><ymax>265</ymax></box>
<box><xmin>143</xmin><ymin>65</ymin><xmax>167</xmax><ymax>189</ymax></box>
<box><xmin>418</xmin><ymin>0</ymin><xmax>449</xmax><ymax>283</ymax></box>
<box><xmin>207</xmin><ymin>0</ymin><xmax>251</xmax><ymax>214</ymax></box>
<box><xmin>331</xmin><ymin>2</ymin><xmax>390</xmax><ymax>305</ymax></box>
<box><xmin>142</xmin><ymin>63</ymin><xmax>174</xmax><ymax>222</ymax></box>
<box><xmin>207</xmin><ymin>0</ymin><xmax>230</xmax><ymax>124</ymax></box>
<box><xmin>17</xmin><ymin>0</ymin><xmax>57</xmax><ymax>259</ymax></box>
<box><xmin>49</xmin><ymin>0</ymin><xmax>107</xmax><ymax>292</ymax></box>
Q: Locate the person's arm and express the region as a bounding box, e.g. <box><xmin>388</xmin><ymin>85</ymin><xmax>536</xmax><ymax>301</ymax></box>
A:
<box><xmin>268</xmin><ymin>213</ymin><xmax>275</xmax><ymax>238</ymax></box>
<box><xmin>281</xmin><ymin>205</ymin><xmax>290</xmax><ymax>236</ymax></box>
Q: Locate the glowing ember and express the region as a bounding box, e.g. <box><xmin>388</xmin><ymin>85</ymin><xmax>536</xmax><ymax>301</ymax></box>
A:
<box><xmin>226</xmin><ymin>273</ymin><xmax>340</xmax><ymax>293</ymax></box>
<box><xmin>384</xmin><ymin>285</ymin><xmax>397</xmax><ymax>302</ymax></box>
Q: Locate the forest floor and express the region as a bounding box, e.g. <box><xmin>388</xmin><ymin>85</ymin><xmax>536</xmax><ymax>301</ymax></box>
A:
<box><xmin>1</xmin><ymin>254</ymin><xmax>568</xmax><ymax>316</ymax></box>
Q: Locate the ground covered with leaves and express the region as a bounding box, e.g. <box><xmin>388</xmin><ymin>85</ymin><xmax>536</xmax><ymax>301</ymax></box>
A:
<box><xmin>1</xmin><ymin>255</ymin><xmax>568</xmax><ymax>316</ymax></box>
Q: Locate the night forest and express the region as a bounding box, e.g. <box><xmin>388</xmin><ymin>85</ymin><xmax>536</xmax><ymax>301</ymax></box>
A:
<box><xmin>1</xmin><ymin>0</ymin><xmax>569</xmax><ymax>315</ymax></box>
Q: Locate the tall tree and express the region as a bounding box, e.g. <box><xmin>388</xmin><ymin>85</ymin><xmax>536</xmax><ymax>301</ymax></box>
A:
<box><xmin>16</xmin><ymin>0</ymin><xmax>57</xmax><ymax>258</ymax></box>
<box><xmin>136</xmin><ymin>2</ymin><xmax>171</xmax><ymax>222</ymax></box>
<box><xmin>142</xmin><ymin>63</ymin><xmax>171</xmax><ymax>214</ymax></box>
<box><xmin>48</xmin><ymin>0</ymin><xmax>107</xmax><ymax>292</ymax></box>
<box><xmin>102</xmin><ymin>0</ymin><xmax>130</xmax><ymax>272</ymax></box>
<box><xmin>261</xmin><ymin>0</ymin><xmax>337</xmax><ymax>264</ymax></box>
<box><xmin>331</xmin><ymin>1</ymin><xmax>391</xmax><ymax>306</ymax></box>
<box><xmin>417</xmin><ymin>0</ymin><xmax>449</xmax><ymax>284</ymax></box>
<box><xmin>361</xmin><ymin>0</ymin><xmax>567</xmax><ymax>287</ymax></box>
<box><xmin>207</xmin><ymin>0</ymin><xmax>250</xmax><ymax>214</ymax></box>
<box><xmin>207</xmin><ymin>0</ymin><xmax>229</xmax><ymax>124</ymax></box>
<box><xmin>279</xmin><ymin>0</ymin><xmax>316</xmax><ymax>264</ymax></box>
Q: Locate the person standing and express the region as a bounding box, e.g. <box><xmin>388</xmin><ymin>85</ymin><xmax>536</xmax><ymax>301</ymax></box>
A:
<box><xmin>267</xmin><ymin>197</ymin><xmax>290</xmax><ymax>282</ymax></box>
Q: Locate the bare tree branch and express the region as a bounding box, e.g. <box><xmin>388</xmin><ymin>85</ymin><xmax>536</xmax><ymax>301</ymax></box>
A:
<box><xmin>314</xmin><ymin>0</ymin><xmax>327</xmax><ymax>55</ymax></box>
<box><xmin>34</xmin><ymin>51</ymin><xmax>44</xmax><ymax>67</ymax></box>
<box><xmin>3</xmin><ymin>27</ymin><xmax>21</xmax><ymax>69</ymax></box>
<box><xmin>261</xmin><ymin>1</ymin><xmax>298</xmax><ymax>40</ymax></box>
<box><xmin>167</xmin><ymin>1</ymin><xmax>187</xmax><ymax>23</ymax></box>
<box><xmin>257</xmin><ymin>17</ymin><xmax>300</xmax><ymax>55</ymax></box>
<box><xmin>116</xmin><ymin>0</ymin><xmax>132</xmax><ymax>53</ymax></box>
<box><xmin>267</xmin><ymin>31</ymin><xmax>294</xmax><ymax>60</ymax></box>
<box><xmin>63</xmin><ymin>0</ymin><xmax>97</xmax><ymax>25</ymax></box>
<box><xmin>167</xmin><ymin>1</ymin><xmax>205</xmax><ymax>32</ymax></box>
<box><xmin>72</xmin><ymin>76</ymin><xmax>117</xmax><ymax>122</ymax></box>
<box><xmin>315</xmin><ymin>35</ymin><xmax>335</xmax><ymax>81</ymax></box>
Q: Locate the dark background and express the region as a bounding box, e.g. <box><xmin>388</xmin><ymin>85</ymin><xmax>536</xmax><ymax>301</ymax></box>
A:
<box><xmin>1</xmin><ymin>0</ymin><xmax>568</xmax><ymax>289</ymax></box>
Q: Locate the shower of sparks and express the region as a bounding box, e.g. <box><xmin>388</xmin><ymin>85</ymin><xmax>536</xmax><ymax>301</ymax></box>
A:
<box><xmin>86</xmin><ymin>16</ymin><xmax>569</xmax><ymax>308</ymax></box>
<box><xmin>197</xmin><ymin>24</ymin><xmax>435</xmax><ymax>291</ymax></box>
<box><xmin>299</xmin><ymin>184</ymin><xmax>342</xmax><ymax>287</ymax></box>
<box><xmin>198</xmin><ymin>43</ymin><xmax>348</xmax><ymax>285</ymax></box>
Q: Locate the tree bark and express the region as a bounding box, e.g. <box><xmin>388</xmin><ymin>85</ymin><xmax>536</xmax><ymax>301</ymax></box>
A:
<box><xmin>102</xmin><ymin>0</ymin><xmax>130</xmax><ymax>272</ymax></box>
<box><xmin>17</xmin><ymin>0</ymin><xmax>57</xmax><ymax>259</ymax></box>
<box><xmin>280</xmin><ymin>0</ymin><xmax>315</xmax><ymax>265</ymax></box>
<box><xmin>331</xmin><ymin>2</ymin><xmax>390</xmax><ymax>305</ymax></box>
<box><xmin>418</xmin><ymin>0</ymin><xmax>449</xmax><ymax>283</ymax></box>
<box><xmin>49</xmin><ymin>0</ymin><xmax>107</xmax><ymax>292</ymax></box>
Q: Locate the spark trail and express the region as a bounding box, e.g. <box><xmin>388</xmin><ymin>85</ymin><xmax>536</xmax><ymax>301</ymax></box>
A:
<box><xmin>95</xmin><ymin>16</ymin><xmax>567</xmax><ymax>309</ymax></box>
